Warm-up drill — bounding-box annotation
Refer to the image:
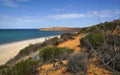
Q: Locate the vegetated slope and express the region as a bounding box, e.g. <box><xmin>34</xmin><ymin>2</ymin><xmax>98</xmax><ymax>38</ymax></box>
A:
<box><xmin>0</xmin><ymin>20</ymin><xmax>120</xmax><ymax>75</ymax></box>
<box><xmin>38</xmin><ymin>33</ymin><xmax>83</xmax><ymax>75</ymax></box>
<box><xmin>38</xmin><ymin>20</ymin><xmax>120</xmax><ymax>75</ymax></box>
<box><xmin>0</xmin><ymin>32</ymin><xmax>77</xmax><ymax>75</ymax></box>
<box><xmin>79</xmin><ymin>20</ymin><xmax>120</xmax><ymax>75</ymax></box>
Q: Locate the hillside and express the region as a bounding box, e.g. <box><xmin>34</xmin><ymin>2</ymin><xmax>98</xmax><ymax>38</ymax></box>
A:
<box><xmin>0</xmin><ymin>20</ymin><xmax>120</xmax><ymax>75</ymax></box>
<box><xmin>40</xmin><ymin>27</ymin><xmax>80</xmax><ymax>31</ymax></box>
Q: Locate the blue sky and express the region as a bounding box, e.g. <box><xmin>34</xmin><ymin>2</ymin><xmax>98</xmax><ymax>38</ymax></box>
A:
<box><xmin>0</xmin><ymin>0</ymin><xmax>120</xmax><ymax>29</ymax></box>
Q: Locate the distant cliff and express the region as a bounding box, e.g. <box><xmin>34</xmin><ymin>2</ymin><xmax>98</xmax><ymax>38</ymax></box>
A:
<box><xmin>40</xmin><ymin>27</ymin><xmax>80</xmax><ymax>31</ymax></box>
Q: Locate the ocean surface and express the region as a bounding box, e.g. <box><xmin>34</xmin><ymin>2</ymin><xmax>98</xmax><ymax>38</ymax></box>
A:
<box><xmin>0</xmin><ymin>29</ymin><xmax>68</xmax><ymax>45</ymax></box>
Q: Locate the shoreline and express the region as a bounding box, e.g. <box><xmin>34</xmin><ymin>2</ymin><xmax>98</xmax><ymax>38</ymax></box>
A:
<box><xmin>0</xmin><ymin>35</ymin><xmax>60</xmax><ymax>65</ymax></box>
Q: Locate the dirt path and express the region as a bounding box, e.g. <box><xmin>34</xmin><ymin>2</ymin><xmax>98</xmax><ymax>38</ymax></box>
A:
<box><xmin>58</xmin><ymin>34</ymin><xmax>84</xmax><ymax>53</ymax></box>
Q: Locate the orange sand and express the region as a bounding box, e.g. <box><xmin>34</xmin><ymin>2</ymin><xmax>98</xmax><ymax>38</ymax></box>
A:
<box><xmin>38</xmin><ymin>60</ymin><xmax>69</xmax><ymax>75</ymax></box>
<box><xmin>58</xmin><ymin>34</ymin><xmax>84</xmax><ymax>53</ymax></box>
<box><xmin>87</xmin><ymin>64</ymin><xmax>111</xmax><ymax>75</ymax></box>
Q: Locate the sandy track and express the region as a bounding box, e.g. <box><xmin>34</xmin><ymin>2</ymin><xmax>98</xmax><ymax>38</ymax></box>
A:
<box><xmin>58</xmin><ymin>34</ymin><xmax>84</xmax><ymax>53</ymax></box>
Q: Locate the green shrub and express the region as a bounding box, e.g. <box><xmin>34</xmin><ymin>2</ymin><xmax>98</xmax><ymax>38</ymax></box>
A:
<box><xmin>2</xmin><ymin>58</ymin><xmax>39</xmax><ymax>75</ymax></box>
<box><xmin>85</xmin><ymin>26</ymin><xmax>98</xmax><ymax>33</ymax></box>
<box><xmin>79</xmin><ymin>21</ymin><xmax>120</xmax><ymax>34</ymax></box>
<box><xmin>99</xmin><ymin>22</ymin><xmax>116</xmax><ymax>31</ymax></box>
<box><xmin>60</xmin><ymin>33</ymin><xmax>76</xmax><ymax>41</ymax></box>
<box><xmin>80</xmin><ymin>37</ymin><xmax>91</xmax><ymax>49</ymax></box>
<box><xmin>86</xmin><ymin>33</ymin><xmax>105</xmax><ymax>46</ymax></box>
<box><xmin>7</xmin><ymin>37</ymin><xmax>61</xmax><ymax>65</ymax></box>
<box><xmin>77</xmin><ymin>28</ymin><xmax>87</xmax><ymax>34</ymax></box>
<box><xmin>0</xmin><ymin>65</ymin><xmax>8</xmax><ymax>70</ymax></box>
<box><xmin>39</xmin><ymin>46</ymin><xmax>72</xmax><ymax>62</ymax></box>
<box><xmin>78</xmin><ymin>26</ymin><xmax>99</xmax><ymax>34</ymax></box>
<box><xmin>41</xmin><ymin>37</ymin><xmax>60</xmax><ymax>47</ymax></box>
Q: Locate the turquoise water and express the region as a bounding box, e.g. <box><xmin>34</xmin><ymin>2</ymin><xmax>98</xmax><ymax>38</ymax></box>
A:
<box><xmin>0</xmin><ymin>29</ymin><xmax>67</xmax><ymax>45</ymax></box>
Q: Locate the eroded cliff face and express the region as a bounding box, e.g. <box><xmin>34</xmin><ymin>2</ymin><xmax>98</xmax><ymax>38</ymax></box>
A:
<box><xmin>40</xmin><ymin>27</ymin><xmax>80</xmax><ymax>31</ymax></box>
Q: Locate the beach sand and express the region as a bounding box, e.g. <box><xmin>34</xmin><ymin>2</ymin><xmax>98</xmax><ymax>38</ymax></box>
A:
<box><xmin>0</xmin><ymin>35</ymin><xmax>59</xmax><ymax>65</ymax></box>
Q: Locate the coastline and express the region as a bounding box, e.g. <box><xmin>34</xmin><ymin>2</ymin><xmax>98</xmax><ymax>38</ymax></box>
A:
<box><xmin>0</xmin><ymin>35</ymin><xmax>60</xmax><ymax>65</ymax></box>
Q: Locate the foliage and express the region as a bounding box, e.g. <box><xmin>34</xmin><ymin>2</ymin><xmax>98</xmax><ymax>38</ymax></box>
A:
<box><xmin>78</xmin><ymin>21</ymin><xmax>120</xmax><ymax>34</ymax></box>
<box><xmin>67</xmin><ymin>52</ymin><xmax>88</xmax><ymax>74</ymax></box>
<box><xmin>85</xmin><ymin>26</ymin><xmax>98</xmax><ymax>33</ymax></box>
<box><xmin>60</xmin><ymin>33</ymin><xmax>76</xmax><ymax>41</ymax></box>
<box><xmin>98</xmin><ymin>22</ymin><xmax>120</xmax><ymax>31</ymax></box>
<box><xmin>19</xmin><ymin>44</ymin><xmax>41</xmax><ymax>55</ymax></box>
<box><xmin>2</xmin><ymin>58</ymin><xmax>39</xmax><ymax>75</ymax></box>
<box><xmin>6</xmin><ymin>43</ymin><xmax>42</xmax><ymax>64</ymax></box>
<box><xmin>80</xmin><ymin>33</ymin><xmax>120</xmax><ymax>72</ymax></box>
<box><xmin>77</xmin><ymin>28</ymin><xmax>87</xmax><ymax>34</ymax></box>
<box><xmin>105</xmin><ymin>35</ymin><xmax>120</xmax><ymax>46</ymax></box>
<box><xmin>0</xmin><ymin>65</ymin><xmax>8</xmax><ymax>70</ymax></box>
<box><xmin>7</xmin><ymin>37</ymin><xmax>60</xmax><ymax>65</ymax></box>
<box><xmin>39</xmin><ymin>46</ymin><xmax>72</xmax><ymax>62</ymax></box>
<box><xmin>41</xmin><ymin>37</ymin><xmax>61</xmax><ymax>46</ymax></box>
<box><xmin>85</xmin><ymin>33</ymin><xmax>105</xmax><ymax>46</ymax></box>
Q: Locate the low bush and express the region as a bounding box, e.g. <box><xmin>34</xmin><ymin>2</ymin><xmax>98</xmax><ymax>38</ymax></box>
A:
<box><xmin>99</xmin><ymin>22</ymin><xmax>120</xmax><ymax>31</ymax></box>
<box><xmin>39</xmin><ymin>46</ymin><xmax>72</xmax><ymax>62</ymax></box>
<box><xmin>77</xmin><ymin>28</ymin><xmax>87</xmax><ymax>34</ymax></box>
<box><xmin>86</xmin><ymin>33</ymin><xmax>105</xmax><ymax>47</ymax></box>
<box><xmin>60</xmin><ymin>33</ymin><xmax>76</xmax><ymax>41</ymax></box>
<box><xmin>41</xmin><ymin>37</ymin><xmax>60</xmax><ymax>47</ymax></box>
<box><xmin>2</xmin><ymin>58</ymin><xmax>39</xmax><ymax>75</ymax></box>
<box><xmin>67</xmin><ymin>52</ymin><xmax>88</xmax><ymax>75</ymax></box>
<box><xmin>0</xmin><ymin>65</ymin><xmax>8</xmax><ymax>70</ymax></box>
<box><xmin>78</xmin><ymin>21</ymin><xmax>120</xmax><ymax>34</ymax></box>
<box><xmin>105</xmin><ymin>35</ymin><xmax>120</xmax><ymax>46</ymax></box>
<box><xmin>80</xmin><ymin>37</ymin><xmax>91</xmax><ymax>49</ymax></box>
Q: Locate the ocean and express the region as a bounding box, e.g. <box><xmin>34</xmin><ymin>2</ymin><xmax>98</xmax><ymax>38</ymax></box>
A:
<box><xmin>0</xmin><ymin>29</ymin><xmax>68</xmax><ymax>45</ymax></box>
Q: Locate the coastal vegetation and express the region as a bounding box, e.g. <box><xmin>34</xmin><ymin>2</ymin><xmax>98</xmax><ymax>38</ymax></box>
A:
<box><xmin>0</xmin><ymin>19</ymin><xmax>120</xmax><ymax>75</ymax></box>
<box><xmin>39</xmin><ymin>46</ymin><xmax>72</xmax><ymax>62</ymax></box>
<box><xmin>6</xmin><ymin>32</ymin><xmax>77</xmax><ymax>64</ymax></box>
<box><xmin>79</xmin><ymin>20</ymin><xmax>120</xmax><ymax>74</ymax></box>
<box><xmin>60</xmin><ymin>33</ymin><xmax>77</xmax><ymax>41</ymax></box>
<box><xmin>1</xmin><ymin>58</ymin><xmax>39</xmax><ymax>75</ymax></box>
<box><xmin>0</xmin><ymin>47</ymin><xmax>73</xmax><ymax>75</ymax></box>
<box><xmin>67</xmin><ymin>52</ymin><xmax>88</xmax><ymax>74</ymax></box>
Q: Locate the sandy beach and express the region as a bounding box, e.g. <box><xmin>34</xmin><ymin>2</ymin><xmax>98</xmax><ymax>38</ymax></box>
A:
<box><xmin>0</xmin><ymin>35</ymin><xmax>59</xmax><ymax>65</ymax></box>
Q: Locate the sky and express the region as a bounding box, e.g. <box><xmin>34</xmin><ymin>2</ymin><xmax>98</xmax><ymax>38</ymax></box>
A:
<box><xmin>0</xmin><ymin>0</ymin><xmax>120</xmax><ymax>29</ymax></box>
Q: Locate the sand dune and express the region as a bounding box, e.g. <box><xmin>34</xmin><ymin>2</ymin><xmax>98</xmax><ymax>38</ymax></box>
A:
<box><xmin>0</xmin><ymin>35</ymin><xmax>59</xmax><ymax>65</ymax></box>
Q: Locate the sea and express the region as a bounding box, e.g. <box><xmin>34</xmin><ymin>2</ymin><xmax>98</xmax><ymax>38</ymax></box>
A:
<box><xmin>0</xmin><ymin>29</ymin><xmax>68</xmax><ymax>45</ymax></box>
